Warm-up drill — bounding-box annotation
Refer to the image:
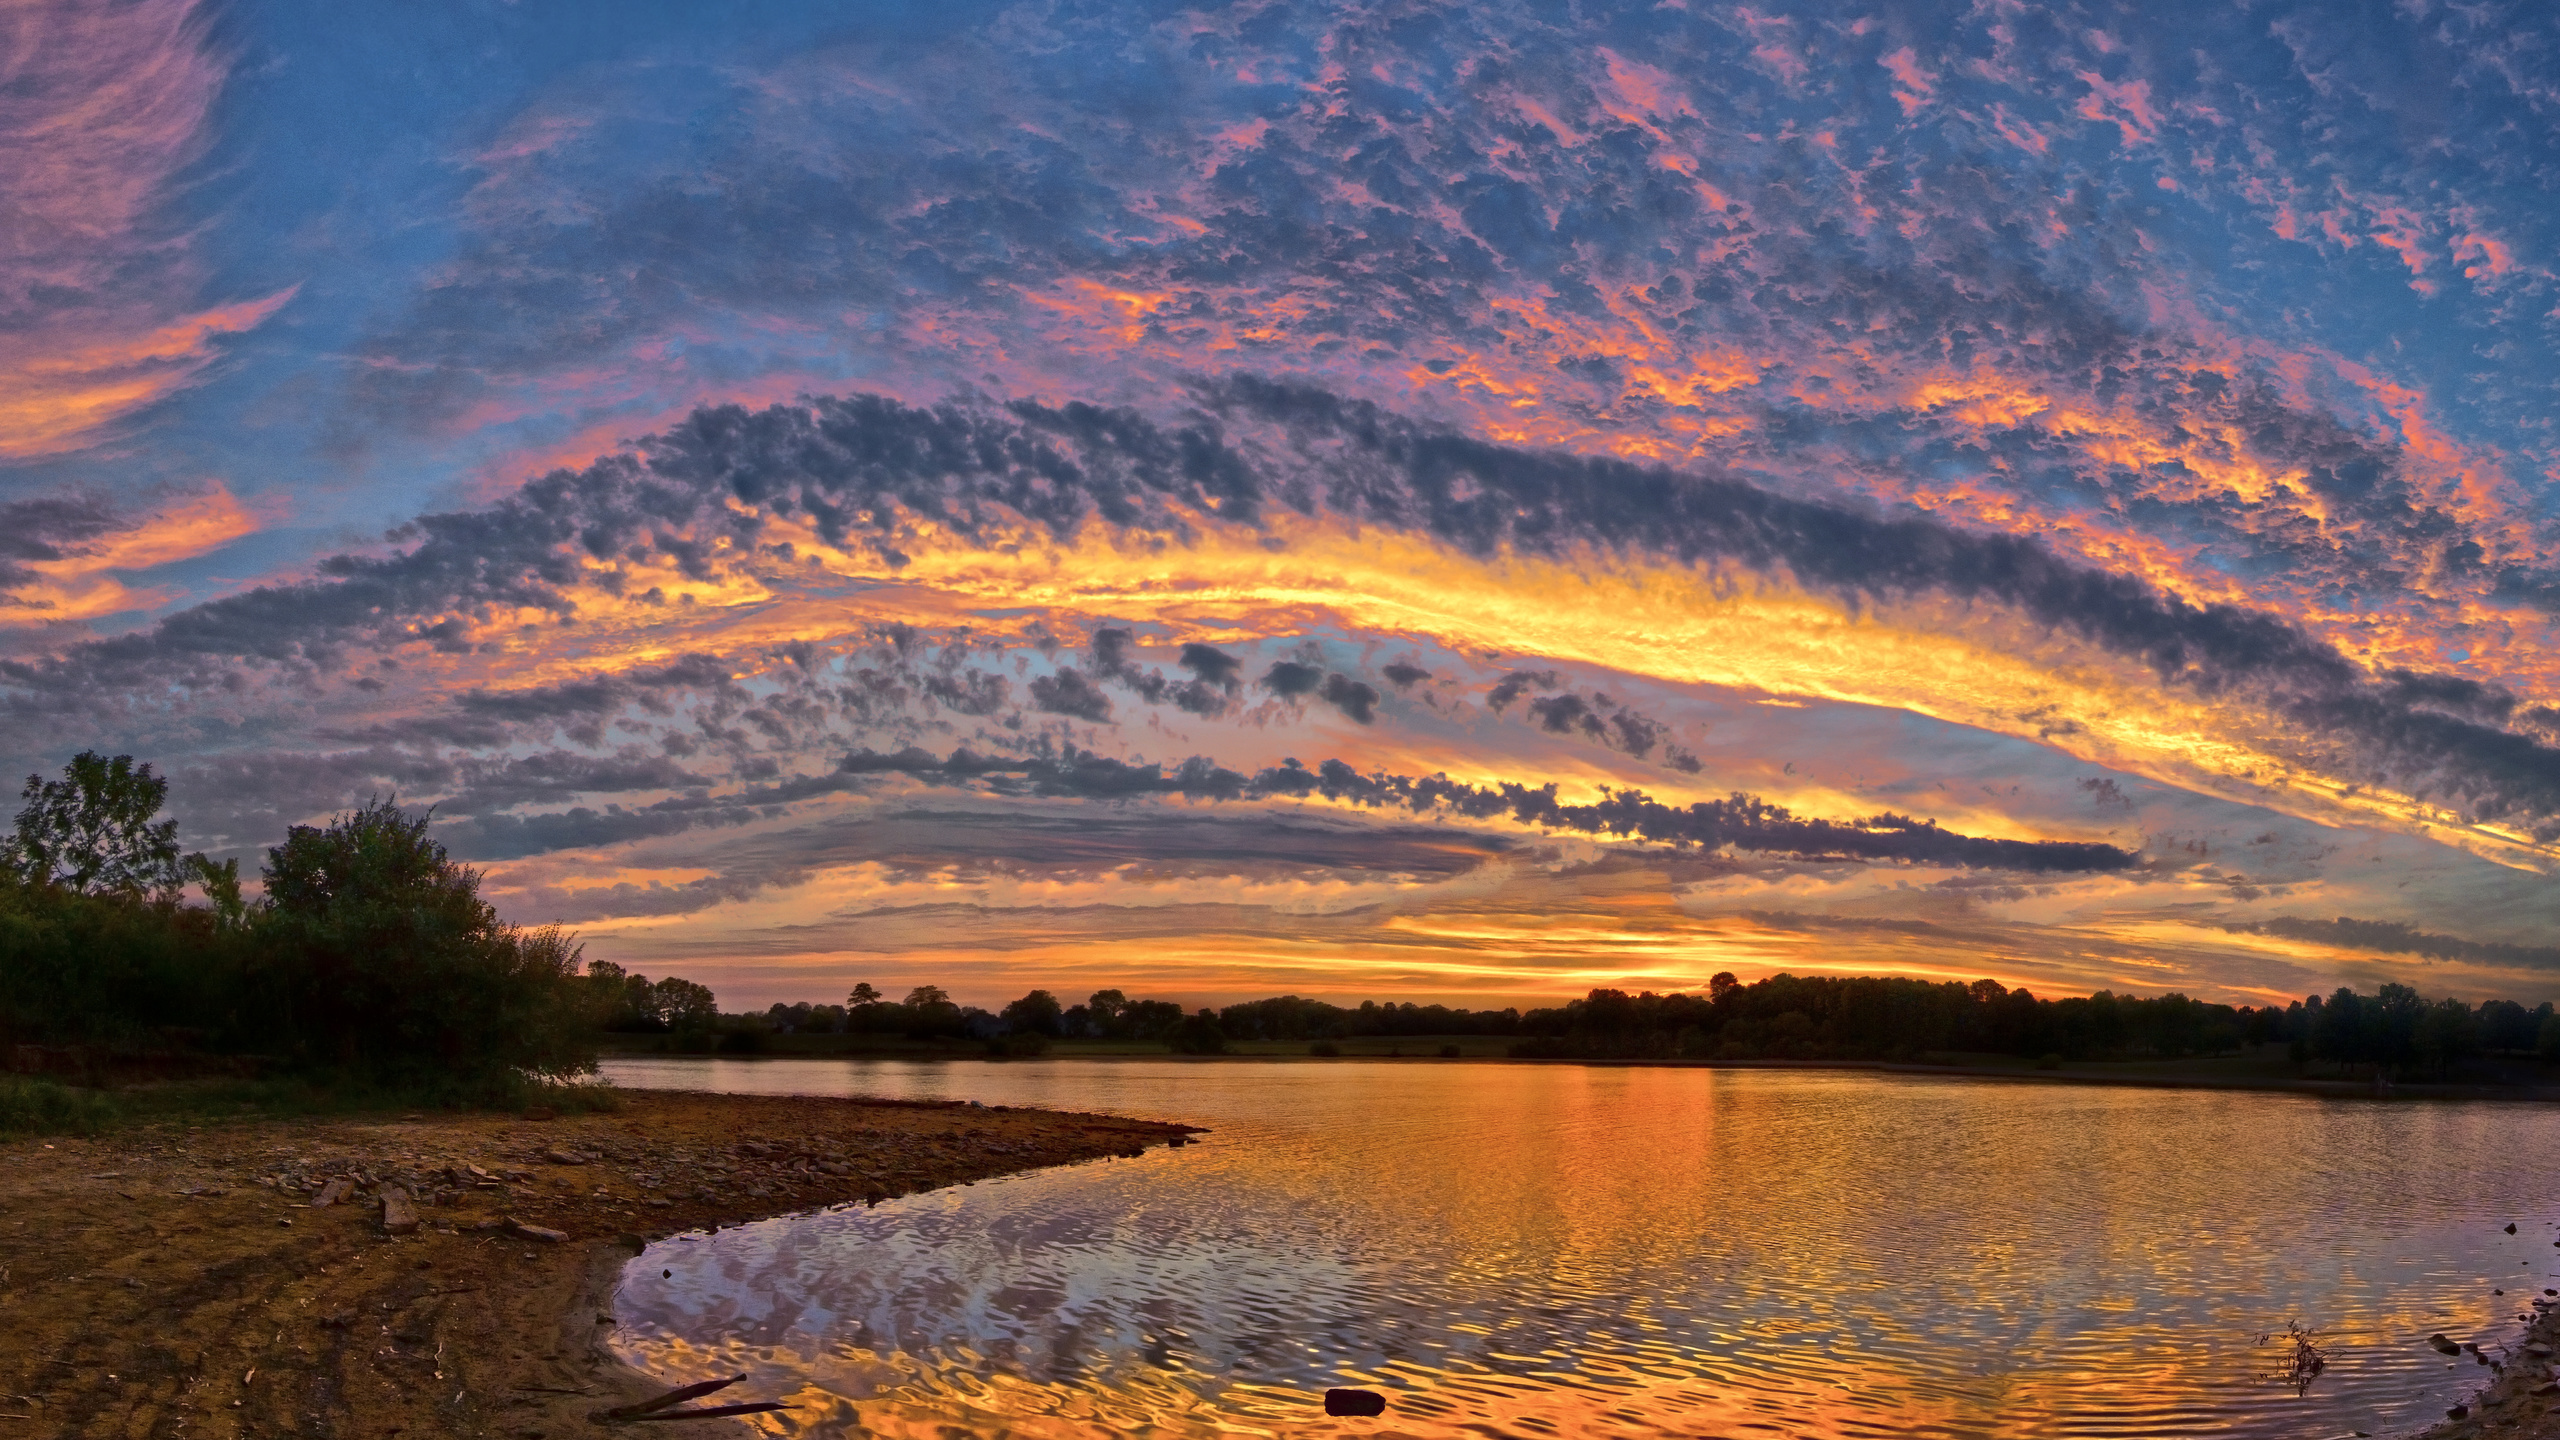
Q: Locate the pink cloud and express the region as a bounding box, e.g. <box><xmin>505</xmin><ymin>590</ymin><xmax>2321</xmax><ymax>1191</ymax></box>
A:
<box><xmin>2074</xmin><ymin>71</ymin><xmax>2161</xmax><ymax>146</ymax></box>
<box><xmin>1880</xmin><ymin>47</ymin><xmax>1935</xmax><ymax>118</ymax></box>
<box><xmin>0</xmin><ymin>0</ymin><xmax>293</xmax><ymax>458</ymax></box>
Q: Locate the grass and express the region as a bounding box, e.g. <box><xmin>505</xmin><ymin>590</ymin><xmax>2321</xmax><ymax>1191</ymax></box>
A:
<box><xmin>0</xmin><ymin>1071</ymin><xmax>621</xmax><ymax>1138</ymax></box>
<box><xmin>0</xmin><ymin>1075</ymin><xmax>122</xmax><ymax>1135</ymax></box>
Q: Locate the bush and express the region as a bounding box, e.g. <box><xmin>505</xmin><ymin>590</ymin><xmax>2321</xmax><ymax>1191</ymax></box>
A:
<box><xmin>988</xmin><ymin>1032</ymin><xmax>1052</xmax><ymax>1059</ymax></box>
<box><xmin>250</xmin><ymin>798</ymin><xmax>596</xmax><ymax>1084</ymax></box>
<box><xmin>0</xmin><ymin>879</ymin><xmax>248</xmax><ymax>1048</ymax></box>
<box><xmin>1438</xmin><ymin>1044</ymin><xmax>1461</xmax><ymax>1058</ymax></box>
<box><xmin>1309</xmin><ymin>1040</ymin><xmax>1340</xmax><ymax>1057</ymax></box>
<box><xmin>716</xmin><ymin>1028</ymin><xmax>768</xmax><ymax>1054</ymax></box>
<box><xmin>0</xmin><ymin>1076</ymin><xmax>120</xmax><ymax>1135</ymax></box>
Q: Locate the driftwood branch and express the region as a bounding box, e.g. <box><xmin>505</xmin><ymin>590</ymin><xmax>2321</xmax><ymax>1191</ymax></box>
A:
<box><xmin>595</xmin><ymin>1374</ymin><xmax>794</xmax><ymax>1424</ymax></box>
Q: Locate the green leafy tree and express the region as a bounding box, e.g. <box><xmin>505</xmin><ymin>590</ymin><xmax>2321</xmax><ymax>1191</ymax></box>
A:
<box><xmin>254</xmin><ymin>796</ymin><xmax>594</xmax><ymax>1084</ymax></box>
<box><xmin>7</xmin><ymin>752</ymin><xmax>187</xmax><ymax>901</ymax></box>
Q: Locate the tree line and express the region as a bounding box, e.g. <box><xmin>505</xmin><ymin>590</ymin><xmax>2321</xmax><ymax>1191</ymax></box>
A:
<box><xmin>10</xmin><ymin>751</ymin><xmax>2552</xmax><ymax>1091</ymax></box>
<box><xmin>709</xmin><ymin>971</ymin><xmax>2560</xmax><ymax>1081</ymax></box>
<box><xmin>1</xmin><ymin>753</ymin><xmax>594</xmax><ymax>1096</ymax></box>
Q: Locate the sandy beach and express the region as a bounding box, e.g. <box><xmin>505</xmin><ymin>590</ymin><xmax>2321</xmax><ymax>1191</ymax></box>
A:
<box><xmin>0</xmin><ymin>1089</ymin><xmax>1194</xmax><ymax>1437</ymax></box>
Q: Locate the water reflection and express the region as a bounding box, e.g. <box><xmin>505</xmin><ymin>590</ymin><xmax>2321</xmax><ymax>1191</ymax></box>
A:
<box><xmin>604</xmin><ymin>1057</ymin><xmax>2560</xmax><ymax>1437</ymax></box>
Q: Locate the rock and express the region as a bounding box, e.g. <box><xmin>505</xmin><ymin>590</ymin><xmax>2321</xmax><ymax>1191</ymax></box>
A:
<box><xmin>2534</xmin><ymin>1380</ymin><xmax>2560</xmax><ymax>1395</ymax></box>
<box><xmin>2431</xmin><ymin>1334</ymin><xmax>2464</xmax><ymax>1356</ymax></box>
<box><xmin>1324</xmin><ymin>1389</ymin><xmax>1388</xmax><ymax>1417</ymax></box>
<box><xmin>2447</xmin><ymin>1404</ymin><xmax>2469</xmax><ymax>1419</ymax></box>
<box><xmin>2529</xmin><ymin>1343</ymin><xmax>2553</xmax><ymax>1357</ymax></box>
<box><xmin>545</xmin><ymin>1149</ymin><xmax>583</xmax><ymax>1166</ymax></box>
<box><xmin>380</xmin><ymin>1186</ymin><xmax>419</xmax><ymax>1236</ymax></box>
<box><xmin>2510</xmin><ymin>1223</ymin><xmax>2519</xmax><ymax>1233</ymax></box>
<box><xmin>506</xmin><ymin>1218</ymin><xmax>569</xmax><ymax>1243</ymax></box>
<box><xmin>312</xmin><ymin>1178</ymin><xmax>352</xmax><ymax>1208</ymax></box>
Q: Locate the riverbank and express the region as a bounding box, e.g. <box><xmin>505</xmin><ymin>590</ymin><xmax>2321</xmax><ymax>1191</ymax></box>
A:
<box><xmin>0</xmin><ymin>1088</ymin><xmax>1196</xmax><ymax>1437</ymax></box>
<box><xmin>2415</xmin><ymin>1314</ymin><xmax>2560</xmax><ymax>1438</ymax></box>
<box><xmin>608</xmin><ymin>1042</ymin><xmax>2560</xmax><ymax>1104</ymax></box>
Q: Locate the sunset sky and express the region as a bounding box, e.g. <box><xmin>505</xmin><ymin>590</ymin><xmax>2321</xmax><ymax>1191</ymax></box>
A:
<box><xmin>8</xmin><ymin>0</ymin><xmax>2560</xmax><ymax>1011</ymax></box>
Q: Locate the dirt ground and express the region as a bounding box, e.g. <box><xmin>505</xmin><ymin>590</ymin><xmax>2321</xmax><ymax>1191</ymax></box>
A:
<box><xmin>0</xmin><ymin>1089</ymin><xmax>1196</xmax><ymax>1439</ymax></box>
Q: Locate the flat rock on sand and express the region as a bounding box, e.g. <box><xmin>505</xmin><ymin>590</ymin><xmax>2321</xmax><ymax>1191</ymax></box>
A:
<box><xmin>0</xmin><ymin>1089</ymin><xmax>1196</xmax><ymax>1437</ymax></box>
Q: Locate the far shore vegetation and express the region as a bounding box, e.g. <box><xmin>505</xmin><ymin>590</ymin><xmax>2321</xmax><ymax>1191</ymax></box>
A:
<box><xmin>7</xmin><ymin>749</ymin><xmax>2560</xmax><ymax>1135</ymax></box>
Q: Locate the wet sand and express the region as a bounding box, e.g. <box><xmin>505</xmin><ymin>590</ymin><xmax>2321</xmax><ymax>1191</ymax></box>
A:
<box><xmin>0</xmin><ymin>1089</ymin><xmax>1194</xmax><ymax>1437</ymax></box>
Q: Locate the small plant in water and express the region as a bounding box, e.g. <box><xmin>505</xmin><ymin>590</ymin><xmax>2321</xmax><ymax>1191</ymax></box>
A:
<box><xmin>2255</xmin><ymin>1319</ymin><xmax>2330</xmax><ymax>1395</ymax></box>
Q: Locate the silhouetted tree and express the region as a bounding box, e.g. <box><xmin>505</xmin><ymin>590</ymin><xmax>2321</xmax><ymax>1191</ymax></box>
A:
<box><xmin>6</xmin><ymin>752</ymin><xmax>188</xmax><ymax>901</ymax></box>
<box><xmin>256</xmin><ymin>797</ymin><xmax>592</xmax><ymax>1083</ymax></box>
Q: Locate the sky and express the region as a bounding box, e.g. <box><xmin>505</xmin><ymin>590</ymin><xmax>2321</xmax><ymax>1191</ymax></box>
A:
<box><xmin>8</xmin><ymin>0</ymin><xmax>2560</xmax><ymax>1013</ymax></box>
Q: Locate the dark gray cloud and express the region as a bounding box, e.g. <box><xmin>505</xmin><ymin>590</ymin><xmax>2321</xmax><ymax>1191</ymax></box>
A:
<box><xmin>923</xmin><ymin>669</ymin><xmax>1009</xmax><ymax>717</ymax></box>
<box><xmin>10</xmin><ymin>383</ymin><xmax>2560</xmax><ymax>833</ymax></box>
<box><xmin>835</xmin><ymin>744</ymin><xmax>2137</xmax><ymax>873</ymax></box>
<box><xmin>1028</xmin><ymin>666</ymin><xmax>1112</xmax><ymax>723</ymax></box>
<box><xmin>0</xmin><ymin>494</ymin><xmax>120</xmax><ymax>600</ymax></box>
<box><xmin>2230</xmin><ymin>916</ymin><xmax>2560</xmax><ymax>974</ymax></box>
<box><xmin>1260</xmin><ymin>661</ymin><xmax>1322</xmax><ymax>698</ymax></box>
<box><xmin>1258</xmin><ymin>659</ymin><xmax>1377</xmax><ymax>724</ymax></box>
<box><xmin>1319</xmin><ymin>672</ymin><xmax>1377</xmax><ymax>725</ymax></box>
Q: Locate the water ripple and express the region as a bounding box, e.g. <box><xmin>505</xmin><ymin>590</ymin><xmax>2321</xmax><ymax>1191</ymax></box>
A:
<box><xmin>605</xmin><ymin>1058</ymin><xmax>2560</xmax><ymax>1437</ymax></box>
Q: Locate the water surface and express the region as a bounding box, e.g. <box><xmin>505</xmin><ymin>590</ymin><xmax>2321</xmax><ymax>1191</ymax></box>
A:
<box><xmin>602</xmin><ymin>1057</ymin><xmax>2560</xmax><ymax>1437</ymax></box>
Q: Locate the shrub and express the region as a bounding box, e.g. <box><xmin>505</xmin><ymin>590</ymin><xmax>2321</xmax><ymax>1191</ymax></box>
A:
<box><xmin>0</xmin><ymin>1076</ymin><xmax>120</xmax><ymax>1135</ymax></box>
<box><xmin>1438</xmin><ymin>1044</ymin><xmax>1461</xmax><ymax>1058</ymax></box>
<box><xmin>251</xmin><ymin>798</ymin><xmax>596</xmax><ymax>1084</ymax></box>
<box><xmin>1309</xmin><ymin>1040</ymin><xmax>1340</xmax><ymax>1057</ymax></box>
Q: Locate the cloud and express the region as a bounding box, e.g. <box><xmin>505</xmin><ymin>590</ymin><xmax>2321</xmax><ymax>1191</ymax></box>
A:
<box><xmin>12</xmin><ymin>382</ymin><xmax>2560</xmax><ymax>845</ymax></box>
<box><xmin>0</xmin><ymin>0</ymin><xmax>293</xmax><ymax>458</ymax></box>
<box><xmin>1028</xmin><ymin>666</ymin><xmax>1112</xmax><ymax>722</ymax></box>
<box><xmin>834</xmin><ymin>744</ymin><xmax>2136</xmax><ymax>873</ymax></box>
<box><xmin>2231</xmin><ymin>915</ymin><xmax>2560</xmax><ymax>973</ymax></box>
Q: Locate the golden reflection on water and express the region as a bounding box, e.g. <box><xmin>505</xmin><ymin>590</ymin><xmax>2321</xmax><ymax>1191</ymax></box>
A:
<box><xmin>605</xmin><ymin>1059</ymin><xmax>2556</xmax><ymax>1438</ymax></box>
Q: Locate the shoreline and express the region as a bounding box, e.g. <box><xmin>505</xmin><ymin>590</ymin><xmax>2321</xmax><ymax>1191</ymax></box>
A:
<box><xmin>0</xmin><ymin>1088</ymin><xmax>1196</xmax><ymax>1437</ymax></box>
<box><xmin>605</xmin><ymin>1047</ymin><xmax>2560</xmax><ymax>1104</ymax></box>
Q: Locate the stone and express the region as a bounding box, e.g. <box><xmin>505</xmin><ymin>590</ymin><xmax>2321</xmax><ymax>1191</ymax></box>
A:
<box><xmin>380</xmin><ymin>1186</ymin><xmax>419</xmax><ymax>1236</ymax></box>
<box><xmin>545</xmin><ymin>1149</ymin><xmax>583</xmax><ymax>1166</ymax></box>
<box><xmin>1324</xmin><ymin>1389</ymin><xmax>1388</xmax><ymax>1418</ymax></box>
<box><xmin>312</xmin><ymin>1178</ymin><xmax>353</xmax><ymax>1208</ymax></box>
<box><xmin>506</xmin><ymin>1219</ymin><xmax>569</xmax><ymax>1244</ymax></box>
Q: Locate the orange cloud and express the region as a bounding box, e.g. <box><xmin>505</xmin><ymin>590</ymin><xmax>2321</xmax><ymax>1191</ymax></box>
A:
<box><xmin>5</xmin><ymin>483</ymin><xmax>263</xmax><ymax>622</ymax></box>
<box><xmin>0</xmin><ymin>291</ymin><xmax>297</xmax><ymax>459</ymax></box>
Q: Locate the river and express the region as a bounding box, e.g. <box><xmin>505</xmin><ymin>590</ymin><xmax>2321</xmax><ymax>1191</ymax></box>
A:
<box><xmin>598</xmin><ymin>1056</ymin><xmax>2560</xmax><ymax>1437</ymax></box>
